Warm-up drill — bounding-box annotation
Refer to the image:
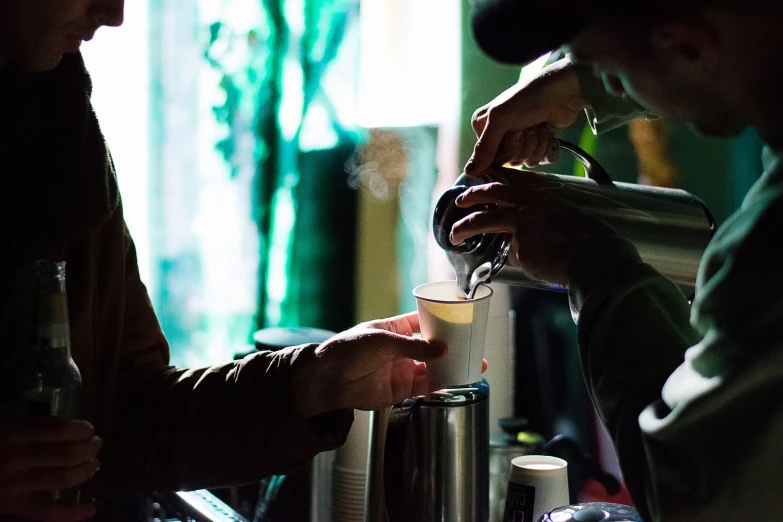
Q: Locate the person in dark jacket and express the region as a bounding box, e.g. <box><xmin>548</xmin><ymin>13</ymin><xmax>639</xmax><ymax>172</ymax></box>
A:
<box><xmin>0</xmin><ymin>1</ymin><xmax>448</xmax><ymax>520</ymax></box>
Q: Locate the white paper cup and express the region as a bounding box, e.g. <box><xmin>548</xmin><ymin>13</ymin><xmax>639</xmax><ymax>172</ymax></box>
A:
<box><xmin>503</xmin><ymin>455</ymin><xmax>569</xmax><ymax>522</ymax></box>
<box><xmin>413</xmin><ymin>280</ymin><xmax>493</xmax><ymax>387</ymax></box>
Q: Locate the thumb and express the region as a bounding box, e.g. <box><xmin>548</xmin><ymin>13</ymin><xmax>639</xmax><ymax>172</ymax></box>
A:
<box><xmin>374</xmin><ymin>333</ymin><xmax>447</xmax><ymax>362</ymax></box>
<box><xmin>465</xmin><ymin>112</ymin><xmax>509</xmax><ymax>177</ymax></box>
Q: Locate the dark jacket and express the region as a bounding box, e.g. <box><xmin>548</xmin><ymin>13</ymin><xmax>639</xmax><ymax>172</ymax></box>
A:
<box><xmin>0</xmin><ymin>53</ymin><xmax>350</xmax><ymax>494</ymax></box>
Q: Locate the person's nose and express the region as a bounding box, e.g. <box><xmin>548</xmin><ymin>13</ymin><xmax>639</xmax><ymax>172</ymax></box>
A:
<box><xmin>92</xmin><ymin>0</ymin><xmax>124</xmax><ymax>28</ymax></box>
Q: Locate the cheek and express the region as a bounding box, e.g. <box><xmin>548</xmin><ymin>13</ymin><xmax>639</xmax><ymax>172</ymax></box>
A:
<box><xmin>621</xmin><ymin>75</ymin><xmax>674</xmax><ymax>116</ymax></box>
<box><xmin>28</xmin><ymin>0</ymin><xmax>80</xmax><ymax>33</ymax></box>
<box><xmin>4</xmin><ymin>3</ymin><xmax>59</xmax><ymax>43</ymax></box>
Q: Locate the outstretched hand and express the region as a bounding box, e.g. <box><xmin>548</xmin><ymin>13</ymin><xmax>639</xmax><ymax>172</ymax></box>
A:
<box><xmin>291</xmin><ymin>312</ymin><xmax>446</xmax><ymax>418</ymax></box>
<box><xmin>292</xmin><ymin>312</ymin><xmax>489</xmax><ymax>417</ymax></box>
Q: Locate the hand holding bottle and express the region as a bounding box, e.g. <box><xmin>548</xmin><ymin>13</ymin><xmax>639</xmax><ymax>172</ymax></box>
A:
<box><xmin>0</xmin><ymin>409</ymin><xmax>101</xmax><ymax>521</ymax></box>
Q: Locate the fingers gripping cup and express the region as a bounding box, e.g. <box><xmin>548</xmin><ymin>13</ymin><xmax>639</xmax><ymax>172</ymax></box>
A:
<box><xmin>413</xmin><ymin>280</ymin><xmax>493</xmax><ymax>387</ymax></box>
<box><xmin>503</xmin><ymin>455</ymin><xmax>569</xmax><ymax>522</ymax></box>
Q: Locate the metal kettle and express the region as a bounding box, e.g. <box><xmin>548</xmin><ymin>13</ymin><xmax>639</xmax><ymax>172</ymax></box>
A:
<box><xmin>365</xmin><ymin>380</ymin><xmax>491</xmax><ymax>522</ymax></box>
<box><xmin>433</xmin><ymin>141</ymin><xmax>716</xmax><ymax>298</ymax></box>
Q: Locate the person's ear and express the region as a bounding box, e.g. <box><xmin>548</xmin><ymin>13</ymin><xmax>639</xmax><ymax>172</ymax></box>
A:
<box><xmin>648</xmin><ymin>21</ymin><xmax>719</xmax><ymax>72</ymax></box>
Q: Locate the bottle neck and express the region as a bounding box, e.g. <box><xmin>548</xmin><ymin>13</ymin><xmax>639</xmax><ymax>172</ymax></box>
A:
<box><xmin>36</xmin><ymin>260</ymin><xmax>67</xmax><ymax>294</ymax></box>
<box><xmin>36</xmin><ymin>294</ymin><xmax>71</xmax><ymax>351</ymax></box>
<box><xmin>34</xmin><ymin>261</ymin><xmax>71</xmax><ymax>353</ymax></box>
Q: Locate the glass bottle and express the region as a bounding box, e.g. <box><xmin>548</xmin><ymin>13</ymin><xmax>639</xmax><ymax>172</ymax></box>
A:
<box><xmin>24</xmin><ymin>260</ymin><xmax>83</xmax><ymax>504</ymax></box>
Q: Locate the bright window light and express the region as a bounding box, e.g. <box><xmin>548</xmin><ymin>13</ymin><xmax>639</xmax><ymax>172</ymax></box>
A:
<box><xmin>357</xmin><ymin>0</ymin><xmax>460</xmax><ymax>128</ymax></box>
<box><xmin>81</xmin><ymin>1</ymin><xmax>150</xmax><ymax>290</ymax></box>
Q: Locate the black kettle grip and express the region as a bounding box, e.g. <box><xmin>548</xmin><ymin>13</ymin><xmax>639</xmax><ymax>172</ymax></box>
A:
<box><xmin>556</xmin><ymin>140</ymin><xmax>614</xmax><ymax>186</ymax></box>
<box><xmin>384</xmin><ymin>401</ymin><xmax>415</xmax><ymax>522</ymax></box>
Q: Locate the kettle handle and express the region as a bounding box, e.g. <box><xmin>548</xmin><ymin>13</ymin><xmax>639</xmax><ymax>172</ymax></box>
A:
<box><xmin>557</xmin><ymin>139</ymin><xmax>615</xmax><ymax>186</ymax></box>
<box><xmin>384</xmin><ymin>399</ymin><xmax>416</xmax><ymax>522</ymax></box>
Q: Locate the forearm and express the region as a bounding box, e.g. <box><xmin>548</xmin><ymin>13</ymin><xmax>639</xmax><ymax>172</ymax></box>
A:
<box><xmin>100</xmin><ymin>344</ymin><xmax>352</xmax><ymax>491</ymax></box>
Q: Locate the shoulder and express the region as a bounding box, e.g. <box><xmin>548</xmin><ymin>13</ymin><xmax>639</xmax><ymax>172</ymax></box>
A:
<box><xmin>692</xmin><ymin>156</ymin><xmax>783</xmax><ymax>337</ymax></box>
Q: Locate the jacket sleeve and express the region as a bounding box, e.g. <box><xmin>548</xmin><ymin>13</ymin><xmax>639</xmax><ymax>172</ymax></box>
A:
<box><xmin>570</xmin><ymin>157</ymin><xmax>783</xmax><ymax>521</ymax></box>
<box><xmin>568</xmin><ymin>237</ymin><xmax>700</xmax><ymax>521</ymax></box>
<box><xmin>99</xmin><ymin>223</ymin><xmax>353</xmax><ymax>491</ymax></box>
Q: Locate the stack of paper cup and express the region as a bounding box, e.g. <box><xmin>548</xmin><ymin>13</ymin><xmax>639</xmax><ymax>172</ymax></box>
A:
<box><xmin>331</xmin><ymin>466</ymin><xmax>366</xmax><ymax>521</ymax></box>
<box><xmin>332</xmin><ymin>409</ymin><xmax>370</xmax><ymax>522</ymax></box>
<box><xmin>310</xmin><ymin>449</ymin><xmax>335</xmax><ymax>521</ymax></box>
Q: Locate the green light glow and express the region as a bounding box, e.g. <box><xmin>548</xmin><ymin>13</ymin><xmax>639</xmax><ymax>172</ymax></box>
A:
<box><xmin>265</xmin><ymin>174</ymin><xmax>298</xmax><ymax>326</ymax></box>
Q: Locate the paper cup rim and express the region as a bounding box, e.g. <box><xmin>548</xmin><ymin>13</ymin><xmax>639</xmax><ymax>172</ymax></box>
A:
<box><xmin>510</xmin><ymin>455</ymin><xmax>568</xmax><ymax>475</ymax></box>
<box><xmin>412</xmin><ymin>280</ymin><xmax>493</xmax><ymax>303</ymax></box>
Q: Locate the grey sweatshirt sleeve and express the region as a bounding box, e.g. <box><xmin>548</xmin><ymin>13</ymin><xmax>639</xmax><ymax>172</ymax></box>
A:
<box><xmin>569</xmin><ymin>153</ymin><xmax>783</xmax><ymax>521</ymax></box>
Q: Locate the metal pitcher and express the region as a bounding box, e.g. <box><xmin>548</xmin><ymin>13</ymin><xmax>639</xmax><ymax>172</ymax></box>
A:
<box><xmin>433</xmin><ymin>141</ymin><xmax>716</xmax><ymax>298</ymax></box>
<box><xmin>365</xmin><ymin>380</ymin><xmax>490</xmax><ymax>522</ymax></box>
